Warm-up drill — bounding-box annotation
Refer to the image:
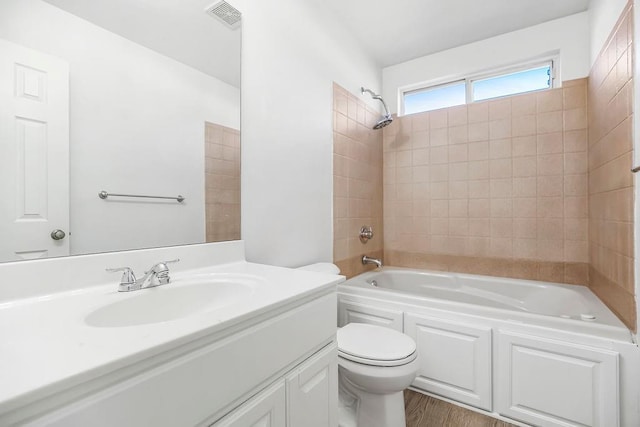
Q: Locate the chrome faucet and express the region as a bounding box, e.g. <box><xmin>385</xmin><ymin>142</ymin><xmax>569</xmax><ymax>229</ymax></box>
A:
<box><xmin>107</xmin><ymin>259</ymin><xmax>180</xmax><ymax>292</ymax></box>
<box><xmin>362</xmin><ymin>255</ymin><xmax>383</xmax><ymax>268</ymax></box>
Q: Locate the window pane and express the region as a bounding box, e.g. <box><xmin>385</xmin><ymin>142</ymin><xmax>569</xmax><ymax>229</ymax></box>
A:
<box><xmin>404</xmin><ymin>82</ymin><xmax>466</xmax><ymax>115</ymax></box>
<box><xmin>472</xmin><ymin>66</ymin><xmax>551</xmax><ymax>102</ymax></box>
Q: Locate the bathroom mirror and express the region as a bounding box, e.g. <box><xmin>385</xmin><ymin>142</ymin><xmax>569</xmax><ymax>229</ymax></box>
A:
<box><xmin>0</xmin><ymin>0</ymin><xmax>241</xmax><ymax>262</ymax></box>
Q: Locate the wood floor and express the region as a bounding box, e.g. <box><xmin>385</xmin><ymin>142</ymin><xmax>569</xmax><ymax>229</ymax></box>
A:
<box><xmin>405</xmin><ymin>390</ymin><xmax>517</xmax><ymax>427</ymax></box>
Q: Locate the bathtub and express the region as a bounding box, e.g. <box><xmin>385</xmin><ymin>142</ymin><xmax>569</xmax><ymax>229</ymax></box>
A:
<box><xmin>340</xmin><ymin>267</ymin><xmax>629</xmax><ymax>339</ymax></box>
<box><xmin>337</xmin><ymin>267</ymin><xmax>638</xmax><ymax>427</ymax></box>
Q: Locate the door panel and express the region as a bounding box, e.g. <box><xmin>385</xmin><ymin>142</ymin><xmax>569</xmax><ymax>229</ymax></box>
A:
<box><xmin>286</xmin><ymin>344</ymin><xmax>338</xmax><ymax>427</ymax></box>
<box><xmin>0</xmin><ymin>39</ymin><xmax>69</xmax><ymax>261</ymax></box>
<box><xmin>405</xmin><ymin>312</ymin><xmax>492</xmax><ymax>411</ymax></box>
<box><xmin>212</xmin><ymin>381</ymin><xmax>286</xmax><ymax>427</ymax></box>
<box><xmin>496</xmin><ymin>330</ymin><xmax>619</xmax><ymax>427</ymax></box>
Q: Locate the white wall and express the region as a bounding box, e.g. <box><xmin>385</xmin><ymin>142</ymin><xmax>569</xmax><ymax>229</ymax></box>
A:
<box><xmin>590</xmin><ymin>0</ymin><xmax>629</xmax><ymax>64</ymax></box>
<box><xmin>383</xmin><ymin>12</ymin><xmax>590</xmax><ymax>115</ymax></box>
<box><xmin>233</xmin><ymin>0</ymin><xmax>381</xmax><ymax>267</ymax></box>
<box><xmin>0</xmin><ymin>0</ymin><xmax>240</xmax><ymax>255</ymax></box>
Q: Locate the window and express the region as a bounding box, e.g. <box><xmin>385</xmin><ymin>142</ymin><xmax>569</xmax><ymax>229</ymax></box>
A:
<box><xmin>401</xmin><ymin>59</ymin><xmax>555</xmax><ymax>115</ymax></box>
<box><xmin>472</xmin><ymin>65</ymin><xmax>552</xmax><ymax>102</ymax></box>
<box><xmin>404</xmin><ymin>81</ymin><xmax>466</xmax><ymax>115</ymax></box>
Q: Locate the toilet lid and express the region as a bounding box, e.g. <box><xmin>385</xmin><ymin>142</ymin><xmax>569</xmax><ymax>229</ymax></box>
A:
<box><xmin>337</xmin><ymin>323</ymin><xmax>416</xmax><ymax>366</ymax></box>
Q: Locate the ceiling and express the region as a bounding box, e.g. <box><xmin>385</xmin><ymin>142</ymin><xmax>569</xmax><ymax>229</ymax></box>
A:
<box><xmin>320</xmin><ymin>0</ymin><xmax>590</xmax><ymax>67</ymax></box>
<box><xmin>45</xmin><ymin>0</ymin><xmax>241</xmax><ymax>88</ymax></box>
<box><xmin>42</xmin><ymin>0</ymin><xmax>591</xmax><ymax>85</ymax></box>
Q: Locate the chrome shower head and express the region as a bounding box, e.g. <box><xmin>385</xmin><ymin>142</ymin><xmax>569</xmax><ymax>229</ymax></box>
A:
<box><xmin>374</xmin><ymin>116</ymin><xmax>393</xmax><ymax>129</ymax></box>
<box><xmin>361</xmin><ymin>87</ymin><xmax>393</xmax><ymax>130</ymax></box>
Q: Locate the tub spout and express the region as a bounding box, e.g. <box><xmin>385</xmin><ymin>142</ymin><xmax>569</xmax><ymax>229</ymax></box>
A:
<box><xmin>362</xmin><ymin>255</ymin><xmax>383</xmax><ymax>268</ymax></box>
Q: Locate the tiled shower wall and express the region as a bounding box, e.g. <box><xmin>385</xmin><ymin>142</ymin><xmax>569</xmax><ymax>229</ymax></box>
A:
<box><xmin>331</xmin><ymin>3</ymin><xmax>637</xmax><ymax>330</ymax></box>
<box><xmin>205</xmin><ymin>122</ymin><xmax>241</xmax><ymax>243</ymax></box>
<box><xmin>333</xmin><ymin>83</ymin><xmax>384</xmax><ymax>277</ymax></box>
<box><xmin>383</xmin><ymin>80</ymin><xmax>589</xmax><ymax>284</ymax></box>
<box><xmin>588</xmin><ymin>3</ymin><xmax>636</xmax><ymax>329</ymax></box>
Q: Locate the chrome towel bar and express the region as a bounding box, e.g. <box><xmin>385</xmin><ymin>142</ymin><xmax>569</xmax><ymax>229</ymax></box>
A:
<box><xmin>98</xmin><ymin>190</ymin><xmax>185</xmax><ymax>203</ymax></box>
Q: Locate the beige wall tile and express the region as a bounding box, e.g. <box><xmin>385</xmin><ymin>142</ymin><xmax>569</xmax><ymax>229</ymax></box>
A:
<box><xmin>537</xmin><ymin>89</ymin><xmax>563</xmax><ymax>113</ymax></box>
<box><xmin>449</xmin><ymin>125</ymin><xmax>469</xmax><ymax>144</ymax></box>
<box><xmin>587</xmin><ymin>6</ymin><xmax>636</xmax><ymax>329</ymax></box>
<box><xmin>537</xmin><ymin>175</ymin><xmax>563</xmax><ymax>197</ymax></box>
<box><xmin>333</xmin><ymin>84</ymin><xmax>384</xmax><ymax>272</ymax></box>
<box><xmin>512</xmin><ymin>156</ymin><xmax>537</xmax><ymax>177</ymax></box>
<box><xmin>537</xmin><ymin>132</ymin><xmax>563</xmax><ymax>154</ymax></box>
<box><xmin>563</xmin><ymin>85</ymin><xmax>587</xmax><ymax>110</ymax></box>
<box><xmin>564</xmin><ymin>130</ymin><xmax>588</xmax><ymax>153</ymax></box>
<box><xmin>514</xmin><ymin>218</ymin><xmax>537</xmax><ymax>239</ymax></box>
<box><xmin>359</xmin><ymin>0</ymin><xmax>635</xmax><ymax>313</ymax></box>
<box><xmin>449</xmin><ymin>144</ymin><xmax>469</xmax><ymax>162</ymax></box>
<box><xmin>512</xmin><ymin>115</ymin><xmax>537</xmax><ymax>137</ymax></box>
<box><xmin>537</xmin><ymin>111</ymin><xmax>563</xmax><ymax>134</ymax></box>
<box><xmin>448</xmin><ymin>106</ymin><xmax>468</xmax><ymax>126</ymax></box>
<box><xmin>513</xmin><ymin>177</ymin><xmax>537</xmax><ymax>197</ymax></box>
<box><xmin>468</xmin><ymin>102</ymin><xmax>489</xmax><ymax>123</ymax></box>
<box><xmin>468</xmin><ymin>122</ymin><xmax>489</xmax><ymax>142</ymax></box>
<box><xmin>430</xmin><ymin>109</ymin><xmax>448</xmax><ymax>128</ymax></box>
<box><xmin>204</xmin><ymin>122</ymin><xmax>241</xmax><ymax>243</ymax></box>
<box><xmin>489</xmin><ymin>119</ymin><xmax>512</xmax><ymax>139</ymax></box>
<box><xmin>512</xmin><ymin>93</ymin><xmax>537</xmax><ymax>116</ymax></box>
<box><xmin>513</xmin><ymin>197</ymin><xmax>538</xmax><ymax>218</ymax></box>
<box><xmin>489</xmin><ymin>98</ymin><xmax>512</xmax><ymax>120</ymax></box>
<box><xmin>513</xmin><ymin>136</ymin><xmax>537</xmax><ymax>157</ymax></box>
<box><xmin>537</xmin><ymin>153</ymin><xmax>563</xmax><ymax>176</ymax></box>
<box><xmin>469</xmin><ymin>198</ymin><xmax>490</xmax><ymax>218</ymax></box>
<box><xmin>430</xmin><ymin>128</ymin><xmax>448</xmax><ymax>146</ymax></box>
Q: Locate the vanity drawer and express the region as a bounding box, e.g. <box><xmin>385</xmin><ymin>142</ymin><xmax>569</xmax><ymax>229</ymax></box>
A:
<box><xmin>27</xmin><ymin>293</ymin><xmax>336</xmax><ymax>427</ymax></box>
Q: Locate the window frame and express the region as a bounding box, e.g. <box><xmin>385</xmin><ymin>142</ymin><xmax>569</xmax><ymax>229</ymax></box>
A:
<box><xmin>399</xmin><ymin>55</ymin><xmax>558</xmax><ymax>116</ymax></box>
<box><xmin>403</xmin><ymin>79</ymin><xmax>467</xmax><ymax>115</ymax></box>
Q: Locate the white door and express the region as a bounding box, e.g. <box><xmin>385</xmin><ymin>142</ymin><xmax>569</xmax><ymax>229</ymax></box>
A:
<box><xmin>212</xmin><ymin>381</ymin><xmax>287</xmax><ymax>427</ymax></box>
<box><xmin>404</xmin><ymin>312</ymin><xmax>493</xmax><ymax>411</ymax></box>
<box><xmin>496</xmin><ymin>330</ymin><xmax>619</xmax><ymax>427</ymax></box>
<box><xmin>0</xmin><ymin>39</ymin><xmax>69</xmax><ymax>261</ymax></box>
<box><xmin>286</xmin><ymin>344</ymin><xmax>338</xmax><ymax>427</ymax></box>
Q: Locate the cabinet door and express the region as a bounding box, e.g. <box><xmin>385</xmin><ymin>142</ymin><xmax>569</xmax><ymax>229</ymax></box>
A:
<box><xmin>212</xmin><ymin>381</ymin><xmax>286</xmax><ymax>427</ymax></box>
<box><xmin>405</xmin><ymin>313</ymin><xmax>492</xmax><ymax>411</ymax></box>
<box><xmin>286</xmin><ymin>344</ymin><xmax>338</xmax><ymax>427</ymax></box>
<box><xmin>338</xmin><ymin>300</ymin><xmax>403</xmax><ymax>331</ymax></box>
<box><xmin>496</xmin><ymin>331</ymin><xmax>619</xmax><ymax>427</ymax></box>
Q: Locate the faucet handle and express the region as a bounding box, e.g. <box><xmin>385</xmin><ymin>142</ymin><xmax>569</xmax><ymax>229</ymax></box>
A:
<box><xmin>145</xmin><ymin>259</ymin><xmax>180</xmax><ymax>273</ymax></box>
<box><xmin>106</xmin><ymin>267</ymin><xmax>137</xmax><ymax>285</ymax></box>
<box><xmin>145</xmin><ymin>259</ymin><xmax>180</xmax><ymax>286</ymax></box>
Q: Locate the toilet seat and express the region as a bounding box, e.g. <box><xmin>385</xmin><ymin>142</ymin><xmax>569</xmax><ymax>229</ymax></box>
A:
<box><xmin>337</xmin><ymin>323</ymin><xmax>417</xmax><ymax>367</ymax></box>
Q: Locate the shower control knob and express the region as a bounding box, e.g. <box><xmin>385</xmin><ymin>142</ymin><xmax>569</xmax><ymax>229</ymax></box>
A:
<box><xmin>359</xmin><ymin>225</ymin><xmax>374</xmax><ymax>243</ymax></box>
<box><xmin>50</xmin><ymin>229</ymin><xmax>66</xmax><ymax>241</ymax></box>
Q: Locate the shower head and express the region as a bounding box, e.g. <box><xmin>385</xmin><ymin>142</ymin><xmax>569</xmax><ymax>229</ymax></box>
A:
<box><xmin>361</xmin><ymin>87</ymin><xmax>393</xmax><ymax>130</ymax></box>
<box><xmin>374</xmin><ymin>116</ymin><xmax>393</xmax><ymax>130</ymax></box>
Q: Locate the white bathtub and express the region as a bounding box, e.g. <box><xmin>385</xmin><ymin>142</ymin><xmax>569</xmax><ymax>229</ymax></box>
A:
<box><xmin>337</xmin><ymin>267</ymin><xmax>638</xmax><ymax>427</ymax></box>
<box><xmin>340</xmin><ymin>267</ymin><xmax>629</xmax><ymax>339</ymax></box>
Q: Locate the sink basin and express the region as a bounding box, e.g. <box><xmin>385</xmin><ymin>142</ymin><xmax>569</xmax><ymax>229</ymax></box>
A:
<box><xmin>85</xmin><ymin>276</ymin><xmax>256</xmax><ymax>328</ymax></box>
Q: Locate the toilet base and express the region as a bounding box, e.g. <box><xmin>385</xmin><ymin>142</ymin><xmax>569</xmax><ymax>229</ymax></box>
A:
<box><xmin>339</xmin><ymin>376</ymin><xmax>407</xmax><ymax>427</ymax></box>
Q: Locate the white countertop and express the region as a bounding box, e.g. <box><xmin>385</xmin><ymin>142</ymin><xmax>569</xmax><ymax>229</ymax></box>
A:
<box><xmin>0</xmin><ymin>258</ymin><xmax>343</xmax><ymax>418</ymax></box>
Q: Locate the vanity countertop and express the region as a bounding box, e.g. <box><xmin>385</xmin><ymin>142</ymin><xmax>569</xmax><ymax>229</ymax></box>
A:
<box><xmin>0</xmin><ymin>258</ymin><xmax>343</xmax><ymax>420</ymax></box>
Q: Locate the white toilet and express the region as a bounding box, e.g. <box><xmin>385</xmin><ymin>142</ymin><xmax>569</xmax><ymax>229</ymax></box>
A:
<box><xmin>297</xmin><ymin>263</ymin><xmax>418</xmax><ymax>427</ymax></box>
<box><xmin>337</xmin><ymin>323</ymin><xmax>418</xmax><ymax>427</ymax></box>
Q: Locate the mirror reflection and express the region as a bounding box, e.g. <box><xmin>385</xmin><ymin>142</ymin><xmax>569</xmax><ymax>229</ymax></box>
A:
<box><xmin>0</xmin><ymin>0</ymin><xmax>241</xmax><ymax>263</ymax></box>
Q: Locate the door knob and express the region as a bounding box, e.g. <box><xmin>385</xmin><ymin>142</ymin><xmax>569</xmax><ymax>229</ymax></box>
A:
<box><xmin>51</xmin><ymin>229</ymin><xmax>66</xmax><ymax>240</ymax></box>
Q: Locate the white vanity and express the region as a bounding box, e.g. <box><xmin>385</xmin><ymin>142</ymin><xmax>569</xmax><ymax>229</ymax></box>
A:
<box><xmin>0</xmin><ymin>241</ymin><xmax>343</xmax><ymax>426</ymax></box>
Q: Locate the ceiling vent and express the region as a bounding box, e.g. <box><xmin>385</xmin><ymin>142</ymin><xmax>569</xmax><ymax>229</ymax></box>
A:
<box><xmin>205</xmin><ymin>1</ymin><xmax>242</xmax><ymax>29</ymax></box>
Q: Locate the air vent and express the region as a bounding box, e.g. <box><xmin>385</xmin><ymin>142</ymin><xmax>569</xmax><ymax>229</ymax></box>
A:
<box><xmin>206</xmin><ymin>1</ymin><xmax>241</xmax><ymax>29</ymax></box>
